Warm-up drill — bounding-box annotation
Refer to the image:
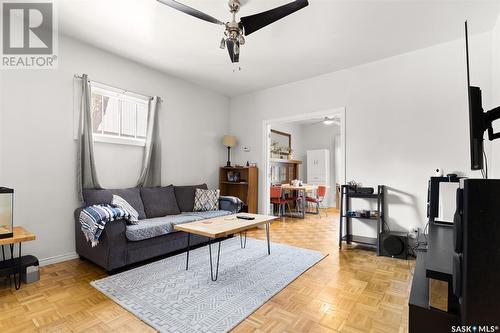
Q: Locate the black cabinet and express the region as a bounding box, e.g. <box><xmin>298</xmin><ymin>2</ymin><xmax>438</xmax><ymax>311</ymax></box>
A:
<box><xmin>454</xmin><ymin>179</ymin><xmax>500</xmax><ymax>325</ymax></box>
<box><xmin>409</xmin><ymin>223</ymin><xmax>459</xmax><ymax>333</ymax></box>
<box><xmin>410</xmin><ymin>179</ymin><xmax>500</xmax><ymax>331</ymax></box>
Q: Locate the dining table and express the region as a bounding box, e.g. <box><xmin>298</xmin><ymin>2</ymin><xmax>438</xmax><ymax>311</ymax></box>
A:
<box><xmin>280</xmin><ymin>183</ymin><xmax>317</xmax><ymax>219</ymax></box>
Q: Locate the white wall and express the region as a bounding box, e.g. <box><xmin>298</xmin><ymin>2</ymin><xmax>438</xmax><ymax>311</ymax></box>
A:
<box><xmin>229</xmin><ymin>33</ymin><xmax>491</xmax><ymax>236</ymax></box>
<box><xmin>0</xmin><ymin>36</ymin><xmax>230</xmax><ymax>264</ymax></box>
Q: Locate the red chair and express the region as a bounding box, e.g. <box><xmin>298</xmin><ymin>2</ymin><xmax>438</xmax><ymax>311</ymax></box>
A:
<box><xmin>270</xmin><ymin>185</ymin><xmax>293</xmax><ymax>218</ymax></box>
<box><xmin>306</xmin><ymin>185</ymin><xmax>327</xmax><ymax>216</ymax></box>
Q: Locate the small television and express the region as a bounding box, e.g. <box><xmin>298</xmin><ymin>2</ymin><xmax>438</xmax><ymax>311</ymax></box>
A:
<box><xmin>465</xmin><ymin>21</ymin><xmax>500</xmax><ymax>173</ymax></box>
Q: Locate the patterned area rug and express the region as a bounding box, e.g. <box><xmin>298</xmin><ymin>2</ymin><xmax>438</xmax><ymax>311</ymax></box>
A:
<box><xmin>91</xmin><ymin>237</ymin><xmax>325</xmax><ymax>333</ymax></box>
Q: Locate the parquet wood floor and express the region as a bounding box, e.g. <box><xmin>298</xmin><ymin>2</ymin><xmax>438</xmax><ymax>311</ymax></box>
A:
<box><xmin>0</xmin><ymin>210</ymin><xmax>414</xmax><ymax>332</ymax></box>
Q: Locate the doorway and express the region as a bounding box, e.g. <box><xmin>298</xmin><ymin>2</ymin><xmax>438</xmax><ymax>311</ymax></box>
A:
<box><xmin>262</xmin><ymin>108</ymin><xmax>346</xmax><ymax>216</ymax></box>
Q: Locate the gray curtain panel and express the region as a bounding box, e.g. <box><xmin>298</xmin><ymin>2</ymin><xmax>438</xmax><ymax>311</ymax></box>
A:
<box><xmin>136</xmin><ymin>96</ymin><xmax>161</xmax><ymax>187</ymax></box>
<box><xmin>77</xmin><ymin>74</ymin><xmax>102</xmax><ymax>201</ymax></box>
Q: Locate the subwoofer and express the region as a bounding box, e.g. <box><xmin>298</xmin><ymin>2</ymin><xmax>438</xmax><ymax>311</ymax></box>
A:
<box><xmin>379</xmin><ymin>231</ymin><xmax>408</xmax><ymax>259</ymax></box>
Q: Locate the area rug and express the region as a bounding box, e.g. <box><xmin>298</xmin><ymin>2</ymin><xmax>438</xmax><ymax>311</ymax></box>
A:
<box><xmin>91</xmin><ymin>237</ymin><xmax>325</xmax><ymax>333</ymax></box>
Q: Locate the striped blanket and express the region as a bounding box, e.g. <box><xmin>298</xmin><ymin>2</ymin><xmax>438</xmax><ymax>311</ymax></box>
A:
<box><xmin>79</xmin><ymin>205</ymin><xmax>130</xmax><ymax>247</ymax></box>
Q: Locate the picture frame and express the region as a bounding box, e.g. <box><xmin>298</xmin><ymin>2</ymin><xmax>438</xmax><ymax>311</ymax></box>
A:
<box><xmin>227</xmin><ymin>171</ymin><xmax>240</xmax><ymax>182</ymax></box>
<box><xmin>270</xmin><ymin>129</ymin><xmax>292</xmax><ymax>159</ymax></box>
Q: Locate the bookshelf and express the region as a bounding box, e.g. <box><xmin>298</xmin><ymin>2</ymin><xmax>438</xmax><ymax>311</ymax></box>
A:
<box><xmin>339</xmin><ymin>185</ymin><xmax>386</xmax><ymax>255</ymax></box>
<box><xmin>219</xmin><ymin>166</ymin><xmax>258</xmax><ymax>213</ymax></box>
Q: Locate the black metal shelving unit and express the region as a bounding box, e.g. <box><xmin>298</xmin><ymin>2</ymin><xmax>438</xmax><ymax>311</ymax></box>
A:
<box><xmin>339</xmin><ymin>185</ymin><xmax>385</xmax><ymax>255</ymax></box>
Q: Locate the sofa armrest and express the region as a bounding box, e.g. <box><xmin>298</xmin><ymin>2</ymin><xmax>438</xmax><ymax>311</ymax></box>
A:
<box><xmin>74</xmin><ymin>207</ymin><xmax>128</xmax><ymax>271</ymax></box>
<box><xmin>219</xmin><ymin>196</ymin><xmax>243</xmax><ymax>213</ymax></box>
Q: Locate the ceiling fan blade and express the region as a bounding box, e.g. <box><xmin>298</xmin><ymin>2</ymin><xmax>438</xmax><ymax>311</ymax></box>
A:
<box><xmin>156</xmin><ymin>0</ymin><xmax>224</xmax><ymax>25</ymax></box>
<box><xmin>240</xmin><ymin>0</ymin><xmax>308</xmax><ymax>36</ymax></box>
<box><xmin>226</xmin><ymin>40</ymin><xmax>240</xmax><ymax>63</ymax></box>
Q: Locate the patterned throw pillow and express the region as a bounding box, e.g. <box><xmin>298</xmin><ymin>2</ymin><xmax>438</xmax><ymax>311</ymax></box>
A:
<box><xmin>193</xmin><ymin>189</ymin><xmax>220</xmax><ymax>212</ymax></box>
<box><xmin>112</xmin><ymin>195</ymin><xmax>140</xmax><ymax>224</ymax></box>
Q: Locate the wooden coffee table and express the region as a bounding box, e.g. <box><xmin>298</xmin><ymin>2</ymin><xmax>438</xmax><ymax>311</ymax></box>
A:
<box><xmin>174</xmin><ymin>213</ymin><xmax>277</xmax><ymax>281</ymax></box>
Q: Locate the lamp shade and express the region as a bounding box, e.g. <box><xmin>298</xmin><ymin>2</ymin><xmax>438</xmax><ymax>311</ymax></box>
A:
<box><xmin>222</xmin><ymin>135</ymin><xmax>237</xmax><ymax>148</ymax></box>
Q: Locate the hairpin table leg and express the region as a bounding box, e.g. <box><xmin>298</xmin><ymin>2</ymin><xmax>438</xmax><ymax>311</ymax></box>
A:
<box><xmin>9</xmin><ymin>243</ymin><xmax>21</xmax><ymax>290</ymax></box>
<box><xmin>185</xmin><ymin>233</ymin><xmax>190</xmax><ymax>271</ymax></box>
<box><xmin>240</xmin><ymin>231</ymin><xmax>247</xmax><ymax>249</ymax></box>
<box><xmin>265</xmin><ymin>223</ymin><xmax>271</xmax><ymax>255</ymax></box>
<box><xmin>208</xmin><ymin>238</ymin><xmax>221</xmax><ymax>281</ymax></box>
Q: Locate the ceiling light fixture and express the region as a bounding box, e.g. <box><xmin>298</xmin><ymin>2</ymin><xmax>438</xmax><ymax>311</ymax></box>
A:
<box><xmin>323</xmin><ymin>117</ymin><xmax>336</xmax><ymax>125</ymax></box>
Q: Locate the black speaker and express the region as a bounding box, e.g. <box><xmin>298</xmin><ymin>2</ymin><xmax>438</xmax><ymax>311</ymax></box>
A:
<box><xmin>453</xmin><ymin>179</ymin><xmax>500</xmax><ymax>325</ymax></box>
<box><xmin>380</xmin><ymin>232</ymin><xmax>408</xmax><ymax>259</ymax></box>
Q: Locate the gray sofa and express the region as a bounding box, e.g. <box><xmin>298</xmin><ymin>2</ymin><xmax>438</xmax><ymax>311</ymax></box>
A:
<box><xmin>74</xmin><ymin>184</ymin><xmax>241</xmax><ymax>272</ymax></box>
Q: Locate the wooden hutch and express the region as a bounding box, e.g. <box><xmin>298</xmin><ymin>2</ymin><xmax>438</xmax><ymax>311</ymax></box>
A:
<box><xmin>269</xmin><ymin>158</ymin><xmax>302</xmax><ymax>185</ymax></box>
<box><xmin>219</xmin><ymin>166</ymin><xmax>258</xmax><ymax>213</ymax></box>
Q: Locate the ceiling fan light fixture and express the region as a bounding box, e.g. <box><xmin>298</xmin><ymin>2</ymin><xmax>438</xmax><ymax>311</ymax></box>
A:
<box><xmin>323</xmin><ymin>117</ymin><xmax>336</xmax><ymax>125</ymax></box>
<box><xmin>157</xmin><ymin>0</ymin><xmax>309</xmax><ymax>63</ymax></box>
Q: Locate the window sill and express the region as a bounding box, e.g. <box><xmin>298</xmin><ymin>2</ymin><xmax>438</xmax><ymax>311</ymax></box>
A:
<box><xmin>93</xmin><ymin>134</ymin><xmax>146</xmax><ymax>147</ymax></box>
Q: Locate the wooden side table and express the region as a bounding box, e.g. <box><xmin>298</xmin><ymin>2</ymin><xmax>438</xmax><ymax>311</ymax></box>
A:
<box><xmin>0</xmin><ymin>227</ymin><xmax>36</xmax><ymax>290</ymax></box>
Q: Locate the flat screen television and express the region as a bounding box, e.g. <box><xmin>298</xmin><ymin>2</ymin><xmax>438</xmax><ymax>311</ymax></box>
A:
<box><xmin>465</xmin><ymin>21</ymin><xmax>485</xmax><ymax>170</ymax></box>
<box><xmin>465</xmin><ymin>21</ymin><xmax>500</xmax><ymax>174</ymax></box>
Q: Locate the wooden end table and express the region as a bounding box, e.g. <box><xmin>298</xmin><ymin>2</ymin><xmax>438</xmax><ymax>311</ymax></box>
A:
<box><xmin>0</xmin><ymin>227</ymin><xmax>36</xmax><ymax>290</ymax></box>
<box><xmin>174</xmin><ymin>213</ymin><xmax>277</xmax><ymax>281</ymax></box>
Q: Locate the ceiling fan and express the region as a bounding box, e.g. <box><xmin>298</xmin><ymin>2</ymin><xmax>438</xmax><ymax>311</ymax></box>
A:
<box><xmin>156</xmin><ymin>0</ymin><xmax>309</xmax><ymax>63</ymax></box>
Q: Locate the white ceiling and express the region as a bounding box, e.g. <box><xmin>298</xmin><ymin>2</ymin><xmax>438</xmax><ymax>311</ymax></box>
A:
<box><xmin>60</xmin><ymin>0</ymin><xmax>500</xmax><ymax>97</ymax></box>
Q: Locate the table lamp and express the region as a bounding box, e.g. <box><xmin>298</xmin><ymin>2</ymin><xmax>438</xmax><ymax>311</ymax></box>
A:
<box><xmin>222</xmin><ymin>135</ymin><xmax>237</xmax><ymax>167</ymax></box>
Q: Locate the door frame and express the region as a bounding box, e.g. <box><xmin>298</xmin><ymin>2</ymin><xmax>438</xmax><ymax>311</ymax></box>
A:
<box><xmin>261</xmin><ymin>107</ymin><xmax>347</xmax><ymax>215</ymax></box>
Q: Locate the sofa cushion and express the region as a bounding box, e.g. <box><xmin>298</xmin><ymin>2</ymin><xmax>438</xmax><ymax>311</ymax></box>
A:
<box><xmin>174</xmin><ymin>184</ymin><xmax>208</xmax><ymax>212</ymax></box>
<box><xmin>125</xmin><ymin>214</ymin><xmax>201</xmax><ymax>241</ymax></box>
<box><xmin>181</xmin><ymin>210</ymin><xmax>232</xmax><ymax>220</ymax></box>
<box><xmin>83</xmin><ymin>187</ymin><xmax>146</xmax><ymax>220</ymax></box>
<box><xmin>140</xmin><ymin>186</ymin><xmax>180</xmax><ymax>218</ymax></box>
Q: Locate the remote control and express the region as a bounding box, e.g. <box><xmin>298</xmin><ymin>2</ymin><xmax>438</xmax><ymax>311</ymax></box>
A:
<box><xmin>236</xmin><ymin>215</ymin><xmax>255</xmax><ymax>220</ymax></box>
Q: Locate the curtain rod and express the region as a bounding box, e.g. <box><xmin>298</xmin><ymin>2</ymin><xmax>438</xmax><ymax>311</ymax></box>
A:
<box><xmin>73</xmin><ymin>74</ymin><xmax>163</xmax><ymax>103</ymax></box>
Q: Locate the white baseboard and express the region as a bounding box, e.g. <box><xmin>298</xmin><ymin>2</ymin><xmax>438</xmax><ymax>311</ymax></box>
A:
<box><xmin>39</xmin><ymin>252</ymin><xmax>79</xmax><ymax>267</ymax></box>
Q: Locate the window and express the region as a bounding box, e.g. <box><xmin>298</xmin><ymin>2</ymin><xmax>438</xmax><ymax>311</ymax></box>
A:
<box><xmin>90</xmin><ymin>82</ymin><xmax>149</xmax><ymax>146</ymax></box>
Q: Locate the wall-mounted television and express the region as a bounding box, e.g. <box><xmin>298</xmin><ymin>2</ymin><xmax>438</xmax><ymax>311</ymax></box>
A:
<box><xmin>465</xmin><ymin>21</ymin><xmax>500</xmax><ymax>175</ymax></box>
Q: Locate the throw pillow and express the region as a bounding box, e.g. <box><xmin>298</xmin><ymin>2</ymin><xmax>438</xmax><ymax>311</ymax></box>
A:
<box><xmin>112</xmin><ymin>195</ymin><xmax>139</xmax><ymax>224</ymax></box>
<box><xmin>174</xmin><ymin>184</ymin><xmax>208</xmax><ymax>212</ymax></box>
<box><xmin>140</xmin><ymin>186</ymin><xmax>181</xmax><ymax>218</ymax></box>
<box><xmin>111</xmin><ymin>188</ymin><xmax>147</xmax><ymax>220</ymax></box>
<box><xmin>193</xmin><ymin>189</ymin><xmax>220</xmax><ymax>212</ymax></box>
